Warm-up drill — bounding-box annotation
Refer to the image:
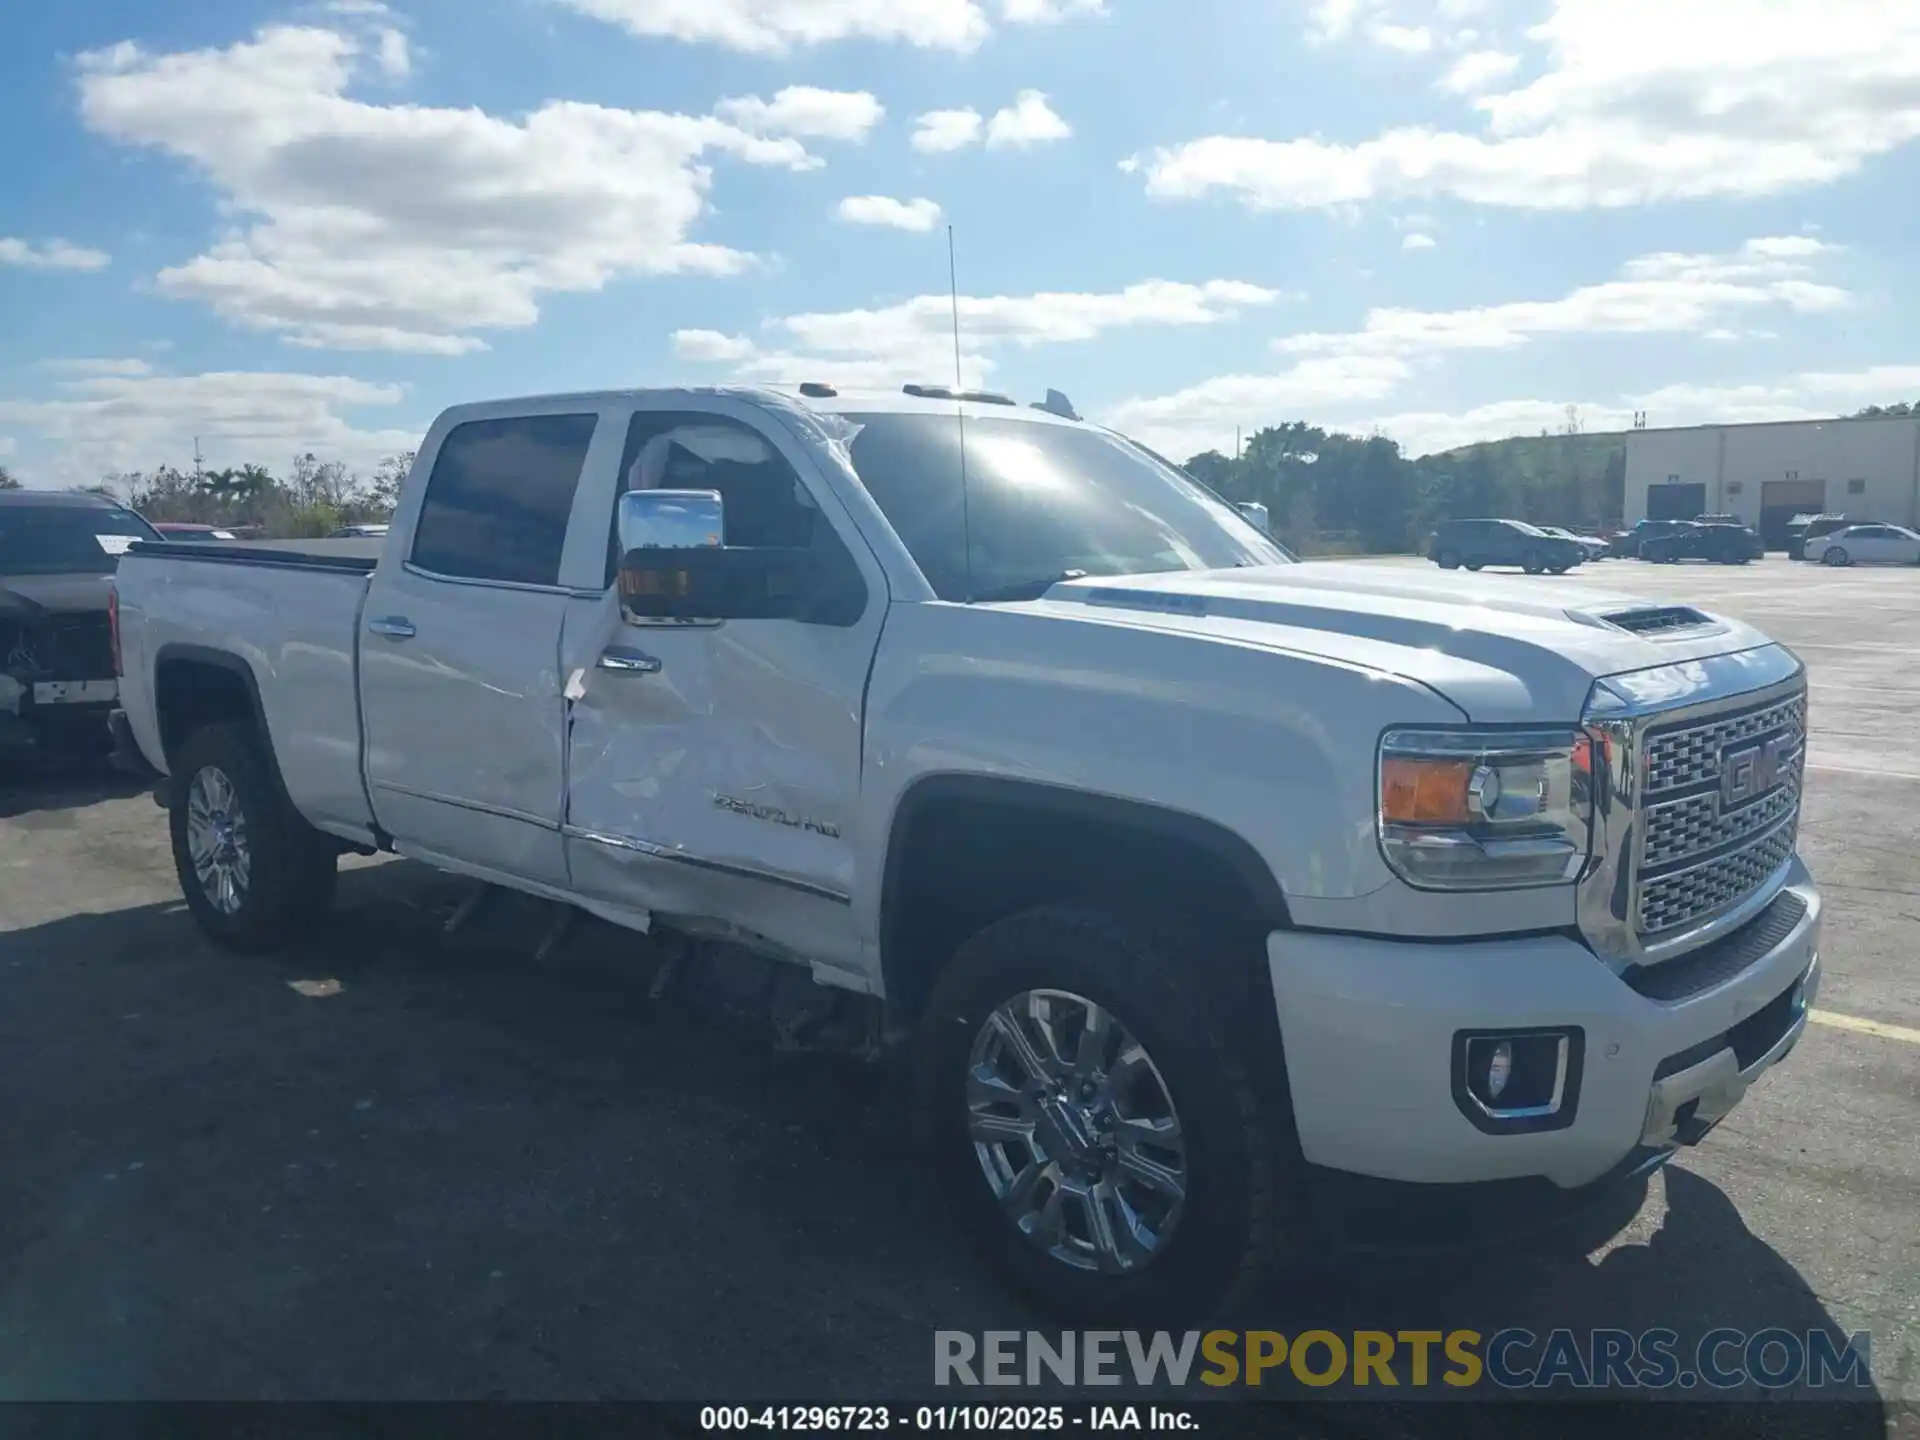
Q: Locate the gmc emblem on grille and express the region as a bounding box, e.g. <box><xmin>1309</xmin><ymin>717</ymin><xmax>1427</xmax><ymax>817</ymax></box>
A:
<box><xmin>1721</xmin><ymin>732</ymin><xmax>1799</xmax><ymax>809</ymax></box>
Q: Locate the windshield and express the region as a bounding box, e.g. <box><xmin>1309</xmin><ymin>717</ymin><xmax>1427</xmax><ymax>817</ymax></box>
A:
<box><xmin>1508</xmin><ymin>520</ymin><xmax>1548</xmax><ymax>537</ymax></box>
<box><xmin>840</xmin><ymin>413</ymin><xmax>1291</xmax><ymax>602</ymax></box>
<box><xmin>0</xmin><ymin>502</ymin><xmax>161</xmax><ymax>576</ymax></box>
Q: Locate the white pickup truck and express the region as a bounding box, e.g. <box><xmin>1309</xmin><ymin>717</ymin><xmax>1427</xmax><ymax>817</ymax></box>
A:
<box><xmin>112</xmin><ymin>384</ymin><xmax>1821</xmax><ymax>1320</ymax></box>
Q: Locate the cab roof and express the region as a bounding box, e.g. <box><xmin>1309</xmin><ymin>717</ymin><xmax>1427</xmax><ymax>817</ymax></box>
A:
<box><xmin>436</xmin><ymin>383</ymin><xmax>1091</xmax><ymax>431</ymax></box>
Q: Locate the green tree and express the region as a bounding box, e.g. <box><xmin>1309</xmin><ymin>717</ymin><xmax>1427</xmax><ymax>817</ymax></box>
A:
<box><xmin>0</xmin><ymin>464</ymin><xmax>19</xmax><ymax>491</ymax></box>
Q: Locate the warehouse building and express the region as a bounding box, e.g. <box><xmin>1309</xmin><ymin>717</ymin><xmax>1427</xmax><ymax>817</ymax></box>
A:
<box><xmin>1625</xmin><ymin>415</ymin><xmax>1920</xmax><ymax>548</ymax></box>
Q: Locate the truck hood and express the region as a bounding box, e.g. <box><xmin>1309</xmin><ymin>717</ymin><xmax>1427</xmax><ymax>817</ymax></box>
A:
<box><xmin>1032</xmin><ymin>562</ymin><xmax>1780</xmax><ymax>723</ymax></box>
<box><xmin>0</xmin><ymin>572</ymin><xmax>114</xmax><ymax>617</ymax></box>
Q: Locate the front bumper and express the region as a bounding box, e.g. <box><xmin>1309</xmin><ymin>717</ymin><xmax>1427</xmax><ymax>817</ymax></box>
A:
<box><xmin>1267</xmin><ymin>857</ymin><xmax>1820</xmax><ymax>1190</ymax></box>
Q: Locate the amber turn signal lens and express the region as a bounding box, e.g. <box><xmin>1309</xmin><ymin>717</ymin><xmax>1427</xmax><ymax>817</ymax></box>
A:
<box><xmin>1380</xmin><ymin>756</ymin><xmax>1475</xmax><ymax>826</ymax></box>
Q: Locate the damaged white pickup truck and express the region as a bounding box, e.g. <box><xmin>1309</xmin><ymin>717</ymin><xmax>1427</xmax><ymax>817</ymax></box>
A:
<box><xmin>111</xmin><ymin>384</ymin><xmax>1821</xmax><ymax>1319</ymax></box>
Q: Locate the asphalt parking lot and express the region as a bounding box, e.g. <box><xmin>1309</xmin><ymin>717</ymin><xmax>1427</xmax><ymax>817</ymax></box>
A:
<box><xmin>2</xmin><ymin>555</ymin><xmax>1916</xmax><ymax>1428</ymax></box>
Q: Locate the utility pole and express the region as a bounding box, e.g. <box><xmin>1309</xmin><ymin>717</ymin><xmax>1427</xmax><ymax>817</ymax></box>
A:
<box><xmin>192</xmin><ymin>436</ymin><xmax>204</xmax><ymax>482</ymax></box>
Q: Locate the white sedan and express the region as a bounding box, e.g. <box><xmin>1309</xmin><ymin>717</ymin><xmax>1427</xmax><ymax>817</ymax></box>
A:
<box><xmin>1804</xmin><ymin>523</ymin><xmax>1920</xmax><ymax>566</ymax></box>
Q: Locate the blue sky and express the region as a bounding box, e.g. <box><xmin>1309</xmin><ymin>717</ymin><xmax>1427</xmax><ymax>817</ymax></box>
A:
<box><xmin>3</xmin><ymin>0</ymin><xmax>1919</xmax><ymax>486</ymax></box>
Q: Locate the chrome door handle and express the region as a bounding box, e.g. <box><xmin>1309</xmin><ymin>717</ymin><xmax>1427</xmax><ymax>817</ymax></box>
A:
<box><xmin>597</xmin><ymin>646</ymin><xmax>662</xmax><ymax>674</ymax></box>
<box><xmin>367</xmin><ymin>616</ymin><xmax>416</xmax><ymax>640</ymax></box>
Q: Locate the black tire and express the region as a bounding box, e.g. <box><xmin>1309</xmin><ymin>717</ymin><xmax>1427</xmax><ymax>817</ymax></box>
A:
<box><xmin>1437</xmin><ymin>549</ymin><xmax>1461</xmax><ymax>570</ymax></box>
<box><xmin>1522</xmin><ymin>549</ymin><xmax>1546</xmax><ymax>574</ymax></box>
<box><xmin>169</xmin><ymin>721</ymin><xmax>338</xmax><ymax>952</ymax></box>
<box><xmin>1824</xmin><ymin>547</ymin><xmax>1850</xmax><ymax>567</ymax></box>
<box><xmin>1549</xmin><ymin>563</ymin><xmax>1571</xmax><ymax>575</ymax></box>
<box><xmin>1464</xmin><ymin>561</ymin><xmax>1484</xmax><ymax>572</ymax></box>
<box><xmin>918</xmin><ymin>903</ymin><xmax>1299</xmax><ymax>1324</ymax></box>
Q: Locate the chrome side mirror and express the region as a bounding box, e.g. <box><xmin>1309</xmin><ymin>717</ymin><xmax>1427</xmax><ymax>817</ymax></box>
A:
<box><xmin>1236</xmin><ymin>501</ymin><xmax>1272</xmax><ymax>536</ymax></box>
<box><xmin>617</xmin><ymin>488</ymin><xmax>724</xmax><ymax>552</ymax></box>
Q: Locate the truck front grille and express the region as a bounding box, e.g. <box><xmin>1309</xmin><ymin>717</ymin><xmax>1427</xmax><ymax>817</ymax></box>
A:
<box><xmin>1634</xmin><ymin>689</ymin><xmax>1807</xmax><ymax>937</ymax></box>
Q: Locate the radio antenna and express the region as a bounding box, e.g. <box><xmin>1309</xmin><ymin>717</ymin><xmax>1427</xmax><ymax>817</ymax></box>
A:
<box><xmin>948</xmin><ymin>223</ymin><xmax>975</xmax><ymax>603</ymax></box>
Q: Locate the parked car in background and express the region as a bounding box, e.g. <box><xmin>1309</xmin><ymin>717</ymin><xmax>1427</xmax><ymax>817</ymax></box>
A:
<box><xmin>1610</xmin><ymin>518</ymin><xmax>1692</xmax><ymax>557</ymax></box>
<box><xmin>1638</xmin><ymin>520</ymin><xmax>1763</xmax><ymax>565</ymax></box>
<box><xmin>1</xmin><ymin>490</ymin><xmax>164</xmax><ymax>757</ymax></box>
<box><xmin>1803</xmin><ymin>523</ymin><xmax>1920</xmax><ymax>567</ymax></box>
<box><xmin>330</xmin><ymin>523</ymin><xmax>390</xmax><ymax>539</ymax></box>
<box><xmin>154</xmin><ymin>522</ymin><xmax>240</xmax><ymax>541</ymax></box>
<box><xmin>1427</xmin><ymin>518</ymin><xmax>1585</xmax><ymax>573</ymax></box>
<box><xmin>1537</xmin><ymin>525</ymin><xmax>1610</xmax><ymax>561</ymax></box>
<box><xmin>1787</xmin><ymin>513</ymin><xmax>1855</xmax><ymax>561</ymax></box>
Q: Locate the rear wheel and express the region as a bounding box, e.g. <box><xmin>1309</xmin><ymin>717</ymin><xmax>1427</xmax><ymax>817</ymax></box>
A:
<box><xmin>919</xmin><ymin>903</ymin><xmax>1299</xmax><ymax>1323</ymax></box>
<box><xmin>1437</xmin><ymin>549</ymin><xmax>1461</xmax><ymax>570</ymax></box>
<box><xmin>1823</xmin><ymin>547</ymin><xmax>1850</xmax><ymax>567</ymax></box>
<box><xmin>169</xmin><ymin>722</ymin><xmax>338</xmax><ymax>952</ymax></box>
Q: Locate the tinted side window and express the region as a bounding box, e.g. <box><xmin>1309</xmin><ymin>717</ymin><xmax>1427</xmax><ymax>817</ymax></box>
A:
<box><xmin>411</xmin><ymin>414</ymin><xmax>598</xmax><ymax>586</ymax></box>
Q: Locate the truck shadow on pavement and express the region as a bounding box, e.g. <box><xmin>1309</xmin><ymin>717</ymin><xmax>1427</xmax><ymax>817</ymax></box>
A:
<box><xmin>0</xmin><ymin>859</ymin><xmax>1896</xmax><ymax>1428</ymax></box>
<box><xmin>0</xmin><ymin>752</ymin><xmax>146</xmax><ymax>820</ymax></box>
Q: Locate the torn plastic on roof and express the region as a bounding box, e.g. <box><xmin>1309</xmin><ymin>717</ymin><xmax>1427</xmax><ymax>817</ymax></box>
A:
<box><xmin>695</xmin><ymin>385</ymin><xmax>867</xmax><ymax>492</ymax></box>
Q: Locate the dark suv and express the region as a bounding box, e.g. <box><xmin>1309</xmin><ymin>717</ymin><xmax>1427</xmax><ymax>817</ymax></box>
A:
<box><xmin>1428</xmin><ymin>519</ymin><xmax>1586</xmax><ymax>574</ymax></box>
<box><xmin>1610</xmin><ymin>518</ymin><xmax>1691</xmax><ymax>557</ymax></box>
<box><xmin>1638</xmin><ymin>520</ymin><xmax>1763</xmax><ymax>565</ymax></box>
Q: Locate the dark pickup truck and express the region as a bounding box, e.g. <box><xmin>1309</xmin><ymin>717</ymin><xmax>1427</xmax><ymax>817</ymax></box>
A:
<box><xmin>0</xmin><ymin>490</ymin><xmax>165</xmax><ymax>758</ymax></box>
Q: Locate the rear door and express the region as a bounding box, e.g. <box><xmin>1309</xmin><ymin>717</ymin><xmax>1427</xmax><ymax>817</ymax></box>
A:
<box><xmin>557</xmin><ymin>396</ymin><xmax>889</xmax><ymax>983</ymax></box>
<box><xmin>360</xmin><ymin>406</ymin><xmax>616</xmax><ymax>887</ymax></box>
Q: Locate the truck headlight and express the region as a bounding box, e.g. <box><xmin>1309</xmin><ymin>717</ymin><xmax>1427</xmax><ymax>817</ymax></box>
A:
<box><xmin>1377</xmin><ymin>728</ymin><xmax>1593</xmax><ymax>890</ymax></box>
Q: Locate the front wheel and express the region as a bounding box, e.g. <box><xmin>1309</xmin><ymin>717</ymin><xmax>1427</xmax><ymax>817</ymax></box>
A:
<box><xmin>1522</xmin><ymin>550</ymin><xmax>1547</xmax><ymax>574</ymax></box>
<box><xmin>1823</xmin><ymin>547</ymin><xmax>1850</xmax><ymax>567</ymax></box>
<box><xmin>919</xmin><ymin>904</ymin><xmax>1298</xmax><ymax>1323</ymax></box>
<box><xmin>1436</xmin><ymin>549</ymin><xmax>1461</xmax><ymax>570</ymax></box>
<box><xmin>169</xmin><ymin>722</ymin><xmax>338</xmax><ymax>952</ymax></box>
<box><xmin>1549</xmin><ymin>563</ymin><xmax>1571</xmax><ymax>575</ymax></box>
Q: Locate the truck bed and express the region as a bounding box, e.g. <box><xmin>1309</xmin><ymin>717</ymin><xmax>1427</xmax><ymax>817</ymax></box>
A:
<box><xmin>126</xmin><ymin>538</ymin><xmax>382</xmax><ymax>571</ymax></box>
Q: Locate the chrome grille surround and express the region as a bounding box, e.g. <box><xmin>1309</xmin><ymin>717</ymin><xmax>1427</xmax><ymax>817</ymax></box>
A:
<box><xmin>1577</xmin><ymin>646</ymin><xmax>1808</xmax><ymax>973</ymax></box>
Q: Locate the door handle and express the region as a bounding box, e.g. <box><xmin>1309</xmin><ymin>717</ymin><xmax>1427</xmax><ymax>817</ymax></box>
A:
<box><xmin>597</xmin><ymin>645</ymin><xmax>662</xmax><ymax>674</ymax></box>
<box><xmin>367</xmin><ymin>616</ymin><xmax>416</xmax><ymax>640</ymax></box>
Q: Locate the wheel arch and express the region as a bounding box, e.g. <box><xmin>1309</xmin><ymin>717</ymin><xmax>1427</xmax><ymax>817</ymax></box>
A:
<box><xmin>152</xmin><ymin>644</ymin><xmax>294</xmax><ymax>808</ymax></box>
<box><xmin>879</xmin><ymin>773</ymin><xmax>1292</xmax><ymax>1027</ymax></box>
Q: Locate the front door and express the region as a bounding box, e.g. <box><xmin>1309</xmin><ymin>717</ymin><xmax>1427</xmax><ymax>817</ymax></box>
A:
<box><xmin>360</xmin><ymin>409</ymin><xmax>605</xmax><ymax>887</ymax></box>
<box><xmin>559</xmin><ymin>399</ymin><xmax>889</xmax><ymax>984</ymax></box>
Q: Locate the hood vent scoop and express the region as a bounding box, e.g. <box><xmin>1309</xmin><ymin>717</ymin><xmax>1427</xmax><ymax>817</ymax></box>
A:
<box><xmin>1598</xmin><ymin>605</ymin><xmax>1716</xmax><ymax>636</ymax></box>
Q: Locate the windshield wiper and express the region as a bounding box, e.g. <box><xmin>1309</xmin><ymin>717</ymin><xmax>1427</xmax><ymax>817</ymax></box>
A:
<box><xmin>969</xmin><ymin>570</ymin><xmax>1089</xmax><ymax>603</ymax></box>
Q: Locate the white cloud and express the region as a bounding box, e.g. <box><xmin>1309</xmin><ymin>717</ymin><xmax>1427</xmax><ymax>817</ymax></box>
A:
<box><xmin>1363</xmin><ymin>365</ymin><xmax>1920</xmax><ymax>454</ymax></box>
<box><xmin>76</xmin><ymin>25</ymin><xmax>833</xmax><ymax>354</ymax></box>
<box><xmin>1106</xmin><ymin>356</ymin><xmax>1417</xmax><ymax>459</ymax></box>
<box><xmin>1134</xmin><ymin>0</ymin><xmax>1920</xmax><ymax>211</ymax></box>
<box><xmin>37</xmin><ymin>358</ymin><xmax>154</xmax><ymax>377</ymax></box>
<box><xmin>0</xmin><ymin>237</ymin><xmax>111</xmax><ymax>271</ymax></box>
<box><xmin>1401</xmin><ymin>231</ymin><xmax>1437</xmax><ymax>250</ymax></box>
<box><xmin>552</xmin><ymin>0</ymin><xmax>992</xmax><ymax>52</ymax></box>
<box><xmin>999</xmin><ymin>0</ymin><xmax>1106</xmax><ymax>21</ymax></box>
<box><xmin>1099</xmin><ymin>237</ymin><xmax>1856</xmax><ymax>458</ymax></box>
<box><xmin>912</xmin><ymin>108</ymin><xmax>984</xmax><ymax>153</ymax></box>
<box><xmin>676</xmin><ymin>279</ymin><xmax>1288</xmax><ymax>389</ymax></box>
<box><xmin>0</xmin><ymin>437</ymin><xmax>15</xmax><ymax>459</ymax></box>
<box><xmin>552</xmin><ymin>0</ymin><xmax>1099</xmax><ymax>48</ymax></box>
<box><xmin>835</xmin><ymin>195</ymin><xmax>944</xmax><ymax>231</ymax></box>
<box><xmin>985</xmin><ymin>90</ymin><xmax>1071</xmax><ymax>149</ymax></box>
<box><xmin>1370</xmin><ymin>23</ymin><xmax>1434</xmax><ymax>53</ymax></box>
<box><xmin>1439</xmin><ymin>49</ymin><xmax>1519</xmax><ymax>94</ymax></box>
<box><xmin>372</xmin><ymin>28</ymin><xmax>410</xmax><ymax>78</ymax></box>
<box><xmin>672</xmin><ymin>330</ymin><xmax>759</xmax><ymax>362</ymax></box>
<box><xmin>716</xmin><ymin>87</ymin><xmax>884</xmax><ymax>141</ymax></box>
<box><xmin>0</xmin><ymin>370</ymin><xmax>421</xmax><ymax>485</ymax></box>
<box><xmin>1280</xmin><ymin>237</ymin><xmax>1846</xmax><ymax>360</ymax></box>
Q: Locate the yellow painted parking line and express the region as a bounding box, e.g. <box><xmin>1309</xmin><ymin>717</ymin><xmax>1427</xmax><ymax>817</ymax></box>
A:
<box><xmin>1810</xmin><ymin>1010</ymin><xmax>1920</xmax><ymax>1045</ymax></box>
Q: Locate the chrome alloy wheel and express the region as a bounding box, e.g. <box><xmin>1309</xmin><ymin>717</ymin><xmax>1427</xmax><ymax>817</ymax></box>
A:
<box><xmin>966</xmin><ymin>989</ymin><xmax>1188</xmax><ymax>1274</ymax></box>
<box><xmin>186</xmin><ymin>765</ymin><xmax>251</xmax><ymax>915</ymax></box>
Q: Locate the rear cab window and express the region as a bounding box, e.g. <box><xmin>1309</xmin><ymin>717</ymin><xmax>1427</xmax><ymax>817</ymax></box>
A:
<box><xmin>410</xmin><ymin>414</ymin><xmax>599</xmax><ymax>587</ymax></box>
<box><xmin>0</xmin><ymin>502</ymin><xmax>161</xmax><ymax>575</ymax></box>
